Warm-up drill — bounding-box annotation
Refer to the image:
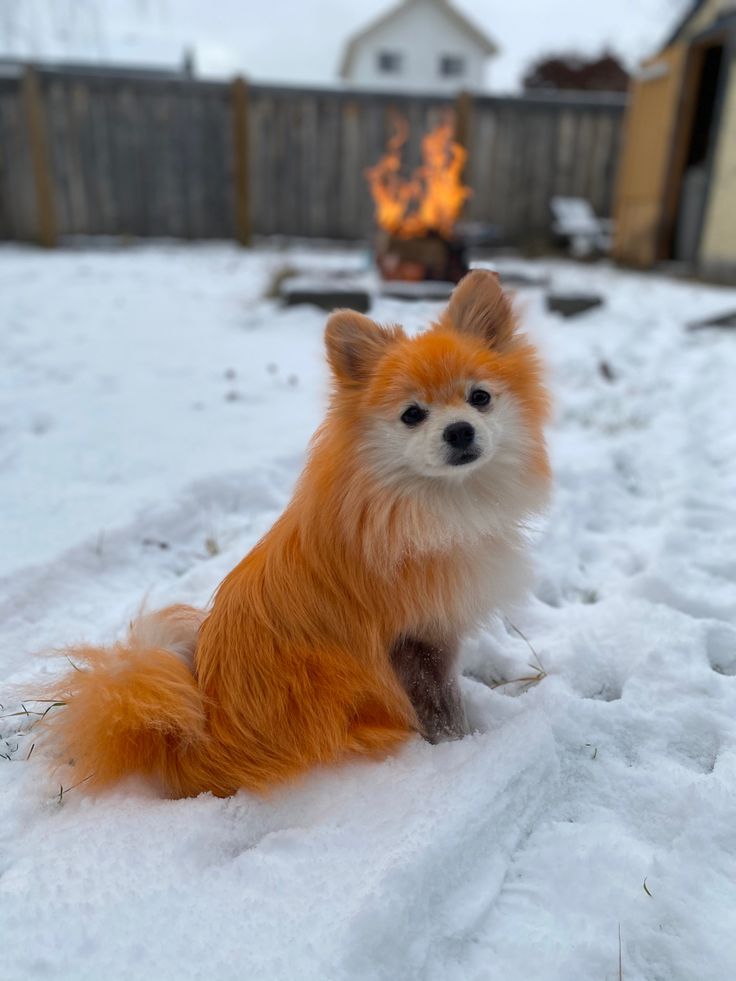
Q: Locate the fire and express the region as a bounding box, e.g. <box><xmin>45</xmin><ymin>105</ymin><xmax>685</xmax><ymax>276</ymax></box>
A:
<box><xmin>366</xmin><ymin>114</ymin><xmax>471</xmax><ymax>240</ymax></box>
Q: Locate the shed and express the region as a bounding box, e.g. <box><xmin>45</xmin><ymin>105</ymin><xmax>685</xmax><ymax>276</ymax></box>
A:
<box><xmin>613</xmin><ymin>0</ymin><xmax>736</xmax><ymax>278</ymax></box>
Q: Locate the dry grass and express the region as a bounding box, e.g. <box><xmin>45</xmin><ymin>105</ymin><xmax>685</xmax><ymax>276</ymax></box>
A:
<box><xmin>489</xmin><ymin>620</ymin><xmax>548</xmax><ymax>693</ymax></box>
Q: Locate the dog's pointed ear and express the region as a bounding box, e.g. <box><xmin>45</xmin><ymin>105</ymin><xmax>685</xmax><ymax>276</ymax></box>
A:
<box><xmin>325</xmin><ymin>310</ymin><xmax>402</xmax><ymax>384</ymax></box>
<box><xmin>445</xmin><ymin>270</ymin><xmax>515</xmax><ymax>350</ymax></box>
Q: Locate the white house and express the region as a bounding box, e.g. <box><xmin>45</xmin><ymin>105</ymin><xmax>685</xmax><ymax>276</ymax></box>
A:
<box><xmin>338</xmin><ymin>0</ymin><xmax>498</xmax><ymax>93</ymax></box>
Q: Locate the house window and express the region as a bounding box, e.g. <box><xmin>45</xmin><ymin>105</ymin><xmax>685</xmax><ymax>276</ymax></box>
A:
<box><xmin>440</xmin><ymin>55</ymin><xmax>465</xmax><ymax>77</ymax></box>
<box><xmin>377</xmin><ymin>51</ymin><xmax>402</xmax><ymax>74</ymax></box>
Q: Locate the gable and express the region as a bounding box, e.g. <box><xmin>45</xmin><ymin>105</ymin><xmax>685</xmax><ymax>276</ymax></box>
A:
<box><xmin>340</xmin><ymin>0</ymin><xmax>497</xmax><ymax>78</ymax></box>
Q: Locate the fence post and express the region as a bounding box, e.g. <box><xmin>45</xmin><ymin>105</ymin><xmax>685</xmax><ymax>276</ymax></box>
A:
<box><xmin>231</xmin><ymin>76</ymin><xmax>252</xmax><ymax>246</ymax></box>
<box><xmin>454</xmin><ymin>89</ymin><xmax>473</xmax><ymax>153</ymax></box>
<box><xmin>22</xmin><ymin>66</ymin><xmax>57</xmax><ymax>247</ymax></box>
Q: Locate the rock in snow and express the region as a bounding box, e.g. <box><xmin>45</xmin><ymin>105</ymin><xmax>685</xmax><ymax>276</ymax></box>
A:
<box><xmin>1</xmin><ymin>245</ymin><xmax>735</xmax><ymax>981</ymax></box>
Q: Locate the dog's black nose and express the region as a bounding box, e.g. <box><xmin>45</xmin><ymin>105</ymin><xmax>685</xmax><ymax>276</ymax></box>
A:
<box><xmin>443</xmin><ymin>421</ymin><xmax>475</xmax><ymax>449</ymax></box>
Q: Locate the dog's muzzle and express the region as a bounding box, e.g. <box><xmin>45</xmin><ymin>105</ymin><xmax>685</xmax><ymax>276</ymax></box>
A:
<box><xmin>443</xmin><ymin>422</ymin><xmax>480</xmax><ymax>466</ymax></box>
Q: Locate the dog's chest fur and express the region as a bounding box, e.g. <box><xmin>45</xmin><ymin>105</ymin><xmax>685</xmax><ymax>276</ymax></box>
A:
<box><xmin>396</xmin><ymin>530</ymin><xmax>530</xmax><ymax>637</ymax></box>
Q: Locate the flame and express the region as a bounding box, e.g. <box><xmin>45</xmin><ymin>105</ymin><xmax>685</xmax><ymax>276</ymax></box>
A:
<box><xmin>366</xmin><ymin>114</ymin><xmax>471</xmax><ymax>240</ymax></box>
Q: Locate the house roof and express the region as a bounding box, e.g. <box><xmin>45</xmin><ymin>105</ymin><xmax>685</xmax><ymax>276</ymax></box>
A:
<box><xmin>661</xmin><ymin>0</ymin><xmax>708</xmax><ymax>49</ymax></box>
<box><xmin>339</xmin><ymin>0</ymin><xmax>498</xmax><ymax>79</ymax></box>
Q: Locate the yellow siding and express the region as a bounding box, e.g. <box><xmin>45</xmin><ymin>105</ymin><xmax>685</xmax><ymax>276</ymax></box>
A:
<box><xmin>613</xmin><ymin>46</ymin><xmax>688</xmax><ymax>266</ymax></box>
<box><xmin>700</xmin><ymin>57</ymin><xmax>736</xmax><ymax>265</ymax></box>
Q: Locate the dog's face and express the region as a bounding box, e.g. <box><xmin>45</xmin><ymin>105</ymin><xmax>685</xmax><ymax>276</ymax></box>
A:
<box><xmin>325</xmin><ymin>270</ymin><xmax>549</xmax><ymax>489</ymax></box>
<box><xmin>359</xmin><ymin>329</ymin><xmax>514</xmax><ymax>481</ymax></box>
<box><xmin>385</xmin><ymin>374</ymin><xmax>496</xmax><ymax>475</ymax></box>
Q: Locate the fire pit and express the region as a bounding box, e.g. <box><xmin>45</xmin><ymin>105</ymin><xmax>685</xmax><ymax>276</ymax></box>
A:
<box><xmin>375</xmin><ymin>230</ymin><xmax>468</xmax><ymax>284</ymax></box>
<box><xmin>366</xmin><ymin>115</ymin><xmax>471</xmax><ymax>285</ymax></box>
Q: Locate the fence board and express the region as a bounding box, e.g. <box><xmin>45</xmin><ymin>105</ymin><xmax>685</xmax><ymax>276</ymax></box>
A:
<box><xmin>0</xmin><ymin>78</ymin><xmax>33</xmax><ymax>238</ymax></box>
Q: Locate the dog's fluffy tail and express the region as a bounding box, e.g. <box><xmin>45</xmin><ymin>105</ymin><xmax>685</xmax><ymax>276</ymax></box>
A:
<box><xmin>38</xmin><ymin>604</ymin><xmax>415</xmax><ymax>798</ymax></box>
<box><xmin>40</xmin><ymin>606</ymin><xmax>210</xmax><ymax>796</ymax></box>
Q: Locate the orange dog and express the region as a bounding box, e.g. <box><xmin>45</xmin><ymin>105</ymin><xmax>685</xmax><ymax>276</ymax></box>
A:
<box><xmin>41</xmin><ymin>270</ymin><xmax>550</xmax><ymax>798</ymax></box>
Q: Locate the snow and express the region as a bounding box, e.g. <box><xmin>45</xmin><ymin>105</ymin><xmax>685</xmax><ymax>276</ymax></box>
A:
<box><xmin>1</xmin><ymin>243</ymin><xmax>736</xmax><ymax>980</ymax></box>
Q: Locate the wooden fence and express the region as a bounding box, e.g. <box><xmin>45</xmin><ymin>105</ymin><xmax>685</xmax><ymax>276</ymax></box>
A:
<box><xmin>0</xmin><ymin>63</ymin><xmax>626</xmax><ymax>247</ymax></box>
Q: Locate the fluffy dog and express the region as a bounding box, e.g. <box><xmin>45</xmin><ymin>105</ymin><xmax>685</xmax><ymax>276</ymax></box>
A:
<box><xmin>40</xmin><ymin>269</ymin><xmax>550</xmax><ymax>797</ymax></box>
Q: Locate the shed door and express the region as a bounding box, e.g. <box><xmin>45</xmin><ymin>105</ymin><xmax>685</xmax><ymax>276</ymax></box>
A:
<box><xmin>613</xmin><ymin>46</ymin><xmax>688</xmax><ymax>266</ymax></box>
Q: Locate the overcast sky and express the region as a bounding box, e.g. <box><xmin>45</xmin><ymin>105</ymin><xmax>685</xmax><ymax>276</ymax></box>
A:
<box><xmin>0</xmin><ymin>0</ymin><xmax>692</xmax><ymax>91</ymax></box>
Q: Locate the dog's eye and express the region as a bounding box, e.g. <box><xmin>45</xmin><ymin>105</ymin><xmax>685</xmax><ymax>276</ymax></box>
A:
<box><xmin>468</xmin><ymin>389</ymin><xmax>491</xmax><ymax>409</ymax></box>
<box><xmin>401</xmin><ymin>404</ymin><xmax>427</xmax><ymax>427</ymax></box>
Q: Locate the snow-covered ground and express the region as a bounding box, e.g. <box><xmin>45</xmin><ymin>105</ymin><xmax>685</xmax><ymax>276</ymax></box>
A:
<box><xmin>1</xmin><ymin>243</ymin><xmax>735</xmax><ymax>981</ymax></box>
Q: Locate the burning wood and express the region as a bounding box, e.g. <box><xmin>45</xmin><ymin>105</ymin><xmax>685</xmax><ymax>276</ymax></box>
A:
<box><xmin>366</xmin><ymin>113</ymin><xmax>472</xmax><ymax>284</ymax></box>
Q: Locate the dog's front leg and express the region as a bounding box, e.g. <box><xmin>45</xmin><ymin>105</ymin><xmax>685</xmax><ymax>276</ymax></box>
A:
<box><xmin>389</xmin><ymin>635</ymin><xmax>467</xmax><ymax>743</ymax></box>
